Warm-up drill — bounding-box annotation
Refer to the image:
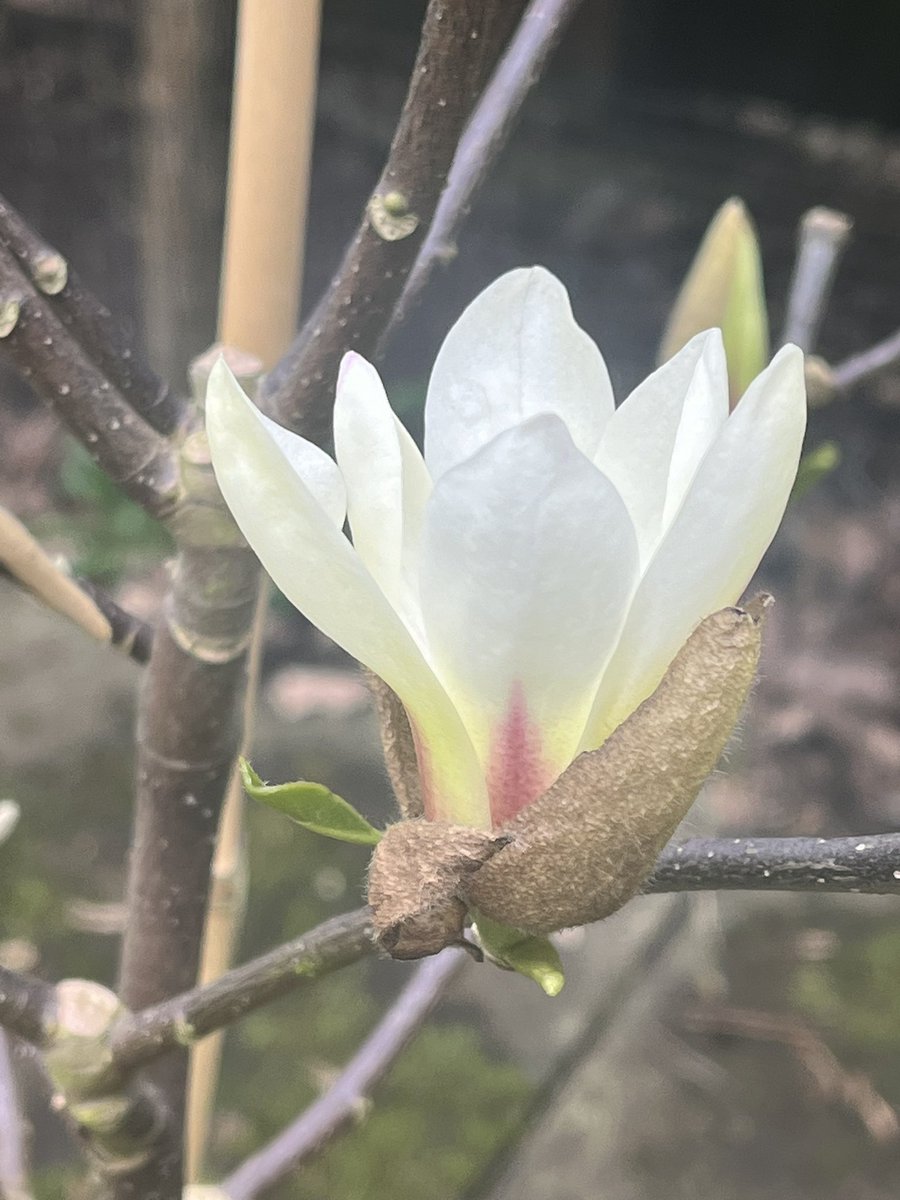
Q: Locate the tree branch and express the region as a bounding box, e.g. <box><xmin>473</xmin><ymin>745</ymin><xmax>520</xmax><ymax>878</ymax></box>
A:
<box><xmin>110</xmin><ymin>908</ymin><xmax>374</xmax><ymax>1076</ymax></box>
<box><xmin>112</xmin><ymin>357</ymin><xmax>264</xmax><ymax>1195</ymax></box>
<box><xmin>221</xmin><ymin>949</ymin><xmax>464</xmax><ymax>1200</ymax></box>
<box><xmin>780</xmin><ymin>206</ymin><xmax>852</xmax><ymax>353</ymax></box>
<box><xmin>6</xmin><ymin>832</ymin><xmax>900</xmax><ymax>1060</ymax></box>
<box><xmin>65</xmin><ymin>575</ymin><xmax>154</xmax><ymax>665</ymax></box>
<box><xmin>831</xmin><ymin>327</ymin><xmax>900</xmax><ymax>390</ymax></box>
<box><xmin>643</xmin><ymin>833</ymin><xmax>900</xmax><ymax>895</ymax></box>
<box><xmin>100</xmin><ymin>831</ymin><xmax>900</xmax><ymax>1077</ymax></box>
<box><xmin>260</xmin><ymin>0</ymin><xmax>527</xmax><ymax>442</ymax></box>
<box><xmin>113</xmin><ymin>555</ymin><xmax>261</xmax><ymax>1195</ymax></box>
<box><xmin>0</xmin><ymin>504</ymin><xmax>154</xmax><ymax>665</ymax></box>
<box><xmin>0</xmin><ymin>245</ymin><xmax>180</xmax><ymax>519</ymax></box>
<box><xmin>389</xmin><ymin>0</ymin><xmax>583</xmax><ymax>336</ymax></box>
<box><xmin>0</xmin><ymin>192</ymin><xmax>183</xmax><ymax>435</ymax></box>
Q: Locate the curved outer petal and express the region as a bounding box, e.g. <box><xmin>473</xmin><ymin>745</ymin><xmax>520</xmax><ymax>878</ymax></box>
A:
<box><xmin>333</xmin><ymin>352</ymin><xmax>432</xmax><ymax>629</ymax></box>
<box><xmin>424</xmin><ymin>267</ymin><xmax>615</xmax><ymax>479</ymax></box>
<box><xmin>419</xmin><ymin>415</ymin><xmax>639</xmax><ymax>824</ymax></box>
<box><xmin>205</xmin><ymin>359</ymin><xmax>490</xmax><ymax>827</ymax></box>
<box><xmin>580</xmin><ymin>343</ymin><xmax>806</xmax><ymax>750</ymax></box>
<box><xmin>593</xmin><ymin>330</ymin><xmax>728</xmax><ymax>563</ymax></box>
<box><xmin>209</xmin><ymin>363</ymin><xmax>348</xmax><ymax>527</ymax></box>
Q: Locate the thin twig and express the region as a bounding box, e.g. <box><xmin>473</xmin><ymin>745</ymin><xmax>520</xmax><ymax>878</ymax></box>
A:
<box><xmin>643</xmin><ymin>833</ymin><xmax>900</xmax><ymax>895</ymax></box>
<box><xmin>390</xmin><ymin>0</ymin><xmax>583</xmax><ymax>336</ymax></box>
<box><xmin>683</xmin><ymin>1004</ymin><xmax>900</xmax><ymax>1143</ymax></box>
<box><xmin>780</xmin><ymin>206</ymin><xmax>852</xmax><ymax>352</ymax></box>
<box><xmin>0</xmin><ymin>1031</ymin><xmax>32</xmax><ymax>1200</ymax></box>
<box><xmin>0</xmin><ymin>506</ymin><xmax>154</xmax><ymax>664</ymax></box>
<box><xmin>68</xmin><ymin>575</ymin><xmax>154</xmax><ymax>665</ymax></box>
<box><xmin>0</xmin><ymin>192</ymin><xmax>183</xmax><ymax>435</ymax></box>
<box><xmin>105</xmin><ymin>832</ymin><xmax>900</xmax><ymax>1074</ymax></box>
<box><xmin>222</xmin><ymin>949</ymin><xmax>465</xmax><ymax>1200</ymax></box>
<box><xmin>110</xmin><ymin>909</ymin><xmax>374</xmax><ymax>1075</ymax></box>
<box><xmin>6</xmin><ymin>833</ymin><xmax>900</xmax><ymax>1059</ymax></box>
<box><xmin>831</xmin><ymin>327</ymin><xmax>900</xmax><ymax>390</ymax></box>
<box><xmin>261</xmin><ymin>0</ymin><xmax>527</xmax><ymax>442</ymax></box>
<box><xmin>0</xmin><ymin>969</ymin><xmax>54</xmax><ymax>1048</ymax></box>
<box><xmin>0</xmin><ymin>244</ymin><xmax>179</xmax><ymax>519</ymax></box>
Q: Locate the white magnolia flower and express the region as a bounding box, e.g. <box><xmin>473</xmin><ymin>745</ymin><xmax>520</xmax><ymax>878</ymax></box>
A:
<box><xmin>206</xmin><ymin>267</ymin><xmax>806</xmax><ymax>831</ymax></box>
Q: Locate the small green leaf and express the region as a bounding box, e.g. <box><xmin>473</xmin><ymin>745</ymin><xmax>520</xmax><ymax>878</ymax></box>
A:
<box><xmin>474</xmin><ymin>913</ymin><xmax>565</xmax><ymax>997</ymax></box>
<box><xmin>792</xmin><ymin>440</ymin><xmax>841</xmax><ymax>500</ymax></box>
<box><xmin>240</xmin><ymin>759</ymin><xmax>382</xmax><ymax>845</ymax></box>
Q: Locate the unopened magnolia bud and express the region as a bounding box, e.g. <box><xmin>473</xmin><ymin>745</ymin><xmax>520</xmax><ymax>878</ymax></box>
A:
<box><xmin>368</xmin><ymin>822</ymin><xmax>506</xmax><ymax>959</ymax></box>
<box><xmin>367</xmin><ymin>600</ymin><xmax>768</xmax><ymax>951</ymax></box>
<box><xmin>465</xmin><ymin>599</ymin><xmax>768</xmax><ymax>931</ymax></box>
<box><xmin>661</xmin><ymin>198</ymin><xmax>769</xmax><ymax>404</ymax></box>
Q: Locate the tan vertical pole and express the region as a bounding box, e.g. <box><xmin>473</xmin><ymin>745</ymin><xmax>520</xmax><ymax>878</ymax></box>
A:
<box><xmin>188</xmin><ymin>0</ymin><xmax>322</xmax><ymax>1180</ymax></box>
<box><xmin>218</xmin><ymin>0</ymin><xmax>321</xmax><ymax>367</ymax></box>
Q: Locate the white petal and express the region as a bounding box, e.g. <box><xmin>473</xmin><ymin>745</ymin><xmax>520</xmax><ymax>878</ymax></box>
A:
<box><xmin>594</xmin><ymin>331</ymin><xmax>728</xmax><ymax>563</ymax></box>
<box><xmin>207</xmin><ymin>362</ymin><xmax>347</xmax><ymax>527</ymax></box>
<box><xmin>333</xmin><ymin>352</ymin><xmax>431</xmax><ymax>626</ymax></box>
<box><xmin>424</xmin><ymin>267</ymin><xmax>615</xmax><ymax>479</ymax></box>
<box><xmin>581</xmin><ymin>343</ymin><xmax>806</xmax><ymax>749</ymax></box>
<box><xmin>206</xmin><ymin>358</ymin><xmax>489</xmax><ymax>826</ymax></box>
<box><xmin>662</xmin><ymin>332</ymin><xmax>730</xmax><ymax>526</ymax></box>
<box><xmin>420</xmin><ymin>415</ymin><xmax>639</xmax><ymax>820</ymax></box>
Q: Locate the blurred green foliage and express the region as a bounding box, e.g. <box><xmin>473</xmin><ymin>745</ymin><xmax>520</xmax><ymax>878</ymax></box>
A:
<box><xmin>34</xmin><ymin>439</ymin><xmax>171</xmax><ymax>583</ymax></box>
<box><xmin>791</xmin><ymin>921</ymin><xmax>900</xmax><ymax>1052</ymax></box>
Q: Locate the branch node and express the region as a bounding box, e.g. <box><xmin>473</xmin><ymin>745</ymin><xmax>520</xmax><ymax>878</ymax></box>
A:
<box><xmin>0</xmin><ymin>294</ymin><xmax>23</xmax><ymax>337</ymax></box>
<box><xmin>368</xmin><ymin>193</ymin><xmax>420</xmax><ymax>241</ymax></box>
<box><xmin>33</xmin><ymin>251</ymin><xmax>68</xmax><ymax>296</ymax></box>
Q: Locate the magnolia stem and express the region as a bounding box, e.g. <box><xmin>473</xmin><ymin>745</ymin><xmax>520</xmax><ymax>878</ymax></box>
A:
<box><xmin>644</xmin><ymin>833</ymin><xmax>900</xmax><ymax>895</ymax></box>
<box><xmin>780</xmin><ymin>206</ymin><xmax>852</xmax><ymax>352</ymax></box>
<box><xmin>5</xmin><ymin>833</ymin><xmax>900</xmax><ymax>1061</ymax></box>
<box><xmin>391</xmin><ymin>0</ymin><xmax>584</xmax><ymax>335</ymax></box>
<box><xmin>221</xmin><ymin>950</ymin><xmax>465</xmax><ymax>1200</ymax></box>
<box><xmin>0</xmin><ymin>243</ymin><xmax>179</xmax><ymax>519</ymax></box>
<box><xmin>110</xmin><ymin>909</ymin><xmax>374</xmax><ymax>1075</ymax></box>
<box><xmin>0</xmin><ymin>191</ymin><xmax>183</xmax><ymax>435</ymax></box>
<box><xmin>261</xmin><ymin>0</ymin><xmax>527</xmax><ymax>441</ymax></box>
<box><xmin>0</xmin><ymin>506</ymin><xmax>154</xmax><ymax>665</ymax></box>
<box><xmin>65</xmin><ymin>575</ymin><xmax>154</xmax><ymax>664</ymax></box>
<box><xmin>831</xmin><ymin>327</ymin><xmax>900</xmax><ymax>390</ymax></box>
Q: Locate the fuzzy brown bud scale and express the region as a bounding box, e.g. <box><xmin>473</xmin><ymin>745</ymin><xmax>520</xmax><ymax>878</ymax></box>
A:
<box><xmin>368</xmin><ymin>598</ymin><xmax>768</xmax><ymax>956</ymax></box>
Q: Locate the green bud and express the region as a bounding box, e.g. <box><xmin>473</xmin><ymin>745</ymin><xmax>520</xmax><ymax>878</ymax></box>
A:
<box><xmin>661</xmin><ymin>198</ymin><xmax>769</xmax><ymax>404</ymax></box>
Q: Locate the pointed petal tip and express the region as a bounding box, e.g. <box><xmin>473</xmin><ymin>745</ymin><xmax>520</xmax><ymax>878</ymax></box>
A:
<box><xmin>206</xmin><ymin>353</ymin><xmax>239</xmax><ymax>399</ymax></box>
<box><xmin>337</xmin><ymin>348</ymin><xmax>387</xmax><ymax>397</ymax></box>
<box><xmin>718</xmin><ymin>195</ymin><xmax>750</xmax><ymax>225</ymax></box>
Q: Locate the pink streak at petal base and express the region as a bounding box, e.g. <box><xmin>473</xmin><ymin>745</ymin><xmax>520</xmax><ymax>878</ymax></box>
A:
<box><xmin>487</xmin><ymin>683</ymin><xmax>551</xmax><ymax>828</ymax></box>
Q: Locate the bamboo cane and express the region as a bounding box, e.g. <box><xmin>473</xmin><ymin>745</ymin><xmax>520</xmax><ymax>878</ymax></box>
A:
<box><xmin>187</xmin><ymin>0</ymin><xmax>322</xmax><ymax>1181</ymax></box>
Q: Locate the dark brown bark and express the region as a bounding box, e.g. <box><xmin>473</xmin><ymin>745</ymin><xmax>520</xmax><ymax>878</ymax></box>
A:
<box><xmin>111</xmin><ymin>908</ymin><xmax>374</xmax><ymax>1074</ymax></box>
<box><xmin>0</xmin><ymin>245</ymin><xmax>179</xmax><ymax>519</ymax></box>
<box><xmin>115</xmin><ymin>505</ymin><xmax>261</xmax><ymax>1197</ymax></box>
<box><xmin>261</xmin><ymin>0</ymin><xmax>527</xmax><ymax>442</ymax></box>
<box><xmin>0</xmin><ymin>192</ymin><xmax>183</xmax><ymax>435</ymax></box>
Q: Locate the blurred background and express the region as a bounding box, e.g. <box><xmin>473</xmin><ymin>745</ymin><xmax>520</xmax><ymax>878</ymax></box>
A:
<box><xmin>1</xmin><ymin>2</ymin><xmax>900</xmax><ymax>1197</ymax></box>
